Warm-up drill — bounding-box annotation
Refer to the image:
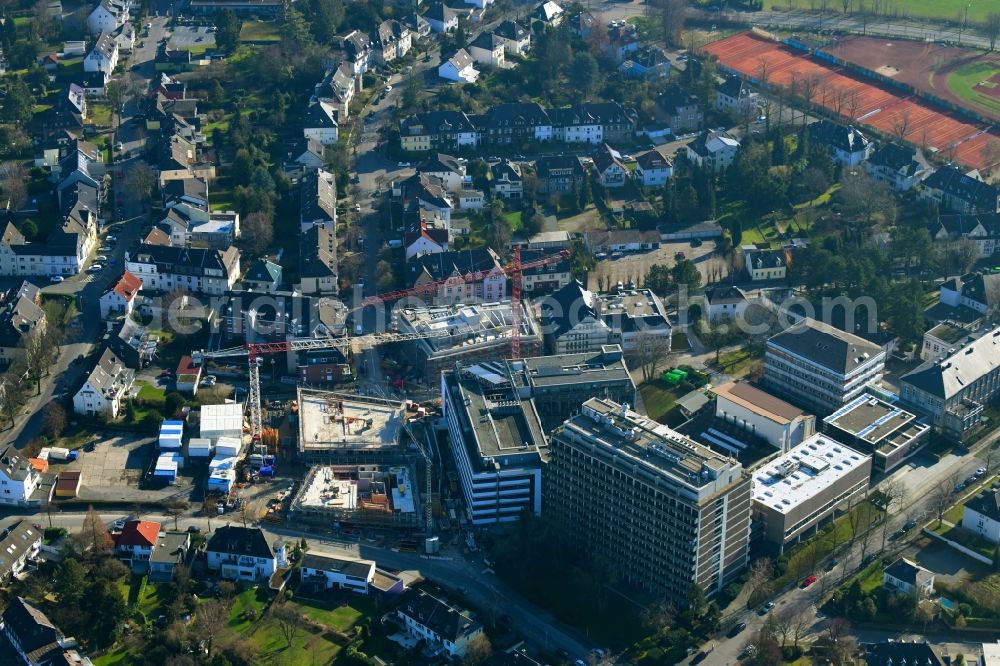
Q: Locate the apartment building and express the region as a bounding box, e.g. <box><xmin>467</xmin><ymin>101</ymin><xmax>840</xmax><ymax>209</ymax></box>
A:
<box><xmin>751</xmin><ymin>435</ymin><xmax>871</xmax><ymax>551</ymax></box>
<box><xmin>763</xmin><ymin>318</ymin><xmax>886</xmax><ymax>416</ymax></box>
<box><xmin>900</xmin><ymin>327</ymin><xmax>1000</xmax><ymax>439</ymax></box>
<box><xmin>545</xmin><ymin>398</ymin><xmax>752</xmax><ymax>605</ymax></box>
<box><xmin>441</xmin><ymin>364</ymin><xmax>549</xmax><ymax>525</ymax></box>
<box><xmin>299</xmin><ymin>552</ymin><xmax>376</xmax><ymax>594</ymax></box>
<box><xmin>125</xmin><ymin>244</ymin><xmax>241</xmax><ymax>295</ymax></box>
<box><xmin>823</xmin><ymin>393</ymin><xmax>930</xmax><ymax>474</ymax></box>
<box><xmin>0</xmin><ymin>445</ymin><xmax>42</xmax><ymax>506</ymax></box>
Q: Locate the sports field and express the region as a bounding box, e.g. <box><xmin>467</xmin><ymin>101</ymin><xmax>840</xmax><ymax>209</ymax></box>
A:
<box><xmin>702</xmin><ymin>32</ymin><xmax>1000</xmax><ymax>172</ymax></box>
<box><xmin>826</xmin><ymin>35</ymin><xmax>1000</xmax><ymax>122</ymax></box>
<box><xmin>765</xmin><ymin>0</ymin><xmax>993</xmax><ymax>23</ymax></box>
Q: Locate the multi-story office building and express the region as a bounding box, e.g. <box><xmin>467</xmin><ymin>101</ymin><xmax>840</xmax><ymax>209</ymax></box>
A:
<box><xmin>900</xmin><ymin>327</ymin><xmax>1000</xmax><ymax>440</ymax></box>
<box><xmin>823</xmin><ymin>393</ymin><xmax>930</xmax><ymax>474</ymax></box>
<box><xmin>544</xmin><ymin>398</ymin><xmax>751</xmax><ymax>605</ymax></box>
<box><xmin>441</xmin><ymin>364</ymin><xmax>549</xmax><ymax>525</ymax></box>
<box><xmin>764</xmin><ymin>318</ymin><xmax>885</xmax><ymax>416</ymax></box>
<box><xmin>511</xmin><ymin>345</ymin><xmax>636</xmax><ymax>430</ymax></box>
<box><xmin>751</xmin><ymin>435</ymin><xmax>871</xmax><ymax>551</ymax></box>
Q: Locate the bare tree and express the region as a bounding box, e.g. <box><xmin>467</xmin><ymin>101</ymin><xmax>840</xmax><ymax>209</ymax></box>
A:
<box><xmin>272</xmin><ymin>604</ymin><xmax>300</xmax><ymax>649</ymax></box>
<box><xmin>165</xmin><ymin>499</ymin><xmax>190</xmax><ymax>531</ymax></box>
<box><xmin>0</xmin><ymin>162</ymin><xmax>28</xmax><ymax>212</ymax></box>
<box><xmin>194</xmin><ymin>599</ymin><xmax>229</xmax><ymax>658</ymax></box>
<box><xmin>879</xmin><ymin>478</ymin><xmax>909</xmax><ymax>550</ymax></box>
<box><xmin>846</xmin><ymin>91</ymin><xmax>862</xmax><ymax>120</ymax></box>
<box><xmin>927</xmin><ymin>475</ymin><xmax>959</xmax><ymax>526</ymax></box>
<box><xmin>124</xmin><ymin>162</ymin><xmax>156</xmax><ymax>206</ymax></box>
<box><xmin>626</xmin><ymin>330</ymin><xmax>670</xmax><ymax>382</ymax></box>
<box><xmin>891</xmin><ymin>109</ymin><xmax>911</xmax><ymax>140</ymax></box>
<box><xmin>771</xmin><ymin>607</ymin><xmax>795</xmax><ymax>648</ymax></box>
<box><xmin>239</xmin><ymin>211</ymin><xmax>274</xmax><ymax>257</ymax></box>
<box><xmin>462</xmin><ymin>634</ymin><xmax>493</xmax><ymax>666</ymax></box>
<box><xmin>641</xmin><ymin>600</ymin><xmax>676</xmax><ymax>634</ymax></box>
<box><xmin>77</xmin><ymin>505</ymin><xmax>114</xmax><ymax>557</ymax></box>
<box><xmin>988</xmin><ymin>13</ymin><xmax>1000</xmax><ymax>51</ymax></box>
<box><xmin>745</xmin><ymin>557</ymin><xmax>775</xmax><ymax>608</ymax></box>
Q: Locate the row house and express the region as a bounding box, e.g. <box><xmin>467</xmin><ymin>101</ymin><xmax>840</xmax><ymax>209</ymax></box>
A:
<box><xmin>656</xmin><ymin>85</ymin><xmax>703</xmax><ymax>133</ymax></box>
<box><xmin>478</xmin><ymin>102</ymin><xmax>553</xmax><ymax>145</ymax></box>
<box><xmin>242</xmin><ymin>259</ymin><xmax>283</xmax><ymax>292</ymax></box>
<box><xmin>0</xmin><ymin>522</ymin><xmax>42</xmax><ymax>582</ymax></box>
<box><xmin>393</xmin><ymin>173</ymin><xmax>454</xmax><ymax>228</ymax></box>
<box><xmin>125</xmin><ymin>244</ymin><xmax>241</xmax><ymax>295</ymax></box>
<box><xmin>939</xmin><ymin>271</ymin><xmax>1000</xmax><ymax>315</ymax></box>
<box><xmin>550</xmin><ymin>102</ymin><xmax>634</xmax><ymax>144</ymax></box>
<box><xmin>408</xmin><ymin>248</ymin><xmax>506</xmax><ymax>306</ymax></box>
<box><xmin>921</xmin><ymin>165</ymin><xmax>1000</xmax><ymax>214</ymax></box>
<box><xmin>300</xmin><ymin>168</ymin><xmax>338</xmax><ymax>231</ymax></box>
<box><xmin>400</xmin><ymin>111</ymin><xmax>479</xmax><ymax>153</ymax></box>
<box><xmin>928</xmin><ymin>213</ymin><xmax>1000</xmax><ymax>258</ymax></box>
<box><xmin>298</xmin><ymin>224</ymin><xmax>338</xmax><ymax>295</ymax></box>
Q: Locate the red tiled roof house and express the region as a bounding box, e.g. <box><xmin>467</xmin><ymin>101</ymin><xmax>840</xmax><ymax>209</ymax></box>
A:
<box><xmin>114</xmin><ymin>519</ymin><xmax>161</xmax><ymax>569</ymax></box>
<box><xmin>99</xmin><ymin>270</ymin><xmax>143</xmax><ymax>320</ymax></box>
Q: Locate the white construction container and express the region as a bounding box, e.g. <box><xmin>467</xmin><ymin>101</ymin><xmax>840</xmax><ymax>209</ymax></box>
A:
<box><xmin>47</xmin><ymin>447</ymin><xmax>71</xmax><ymax>461</ymax></box>
<box><xmin>209</xmin><ymin>455</ymin><xmax>237</xmax><ymax>472</ymax></box>
<box><xmin>207</xmin><ymin>468</ymin><xmax>235</xmax><ymax>494</ymax></box>
<box><xmin>200</xmin><ymin>404</ymin><xmax>244</xmax><ymax>440</ymax></box>
<box><xmin>158</xmin><ymin>434</ymin><xmax>182</xmax><ymax>450</ymax></box>
<box><xmin>215</xmin><ymin>436</ymin><xmax>242</xmax><ymax>457</ymax></box>
<box><xmin>188</xmin><ymin>438</ymin><xmax>213</xmax><ymax>458</ymax></box>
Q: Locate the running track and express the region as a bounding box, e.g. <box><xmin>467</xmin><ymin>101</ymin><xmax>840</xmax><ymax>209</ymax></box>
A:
<box><xmin>702</xmin><ymin>32</ymin><xmax>1000</xmax><ymax>172</ymax></box>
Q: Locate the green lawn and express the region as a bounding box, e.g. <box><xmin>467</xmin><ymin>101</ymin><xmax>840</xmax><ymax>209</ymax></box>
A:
<box><xmin>93</xmin><ymin>646</ymin><xmax>131</xmax><ymax>666</ymax></box>
<box><xmin>228</xmin><ymin>587</ymin><xmax>268</xmax><ymax>633</ymax></box>
<box><xmin>776</xmin><ymin>502</ymin><xmax>884</xmax><ymax>590</ymax></box>
<box><xmin>502</xmin><ymin>210</ymin><xmax>523</xmax><ymax>230</ymax></box>
<box><xmin>639</xmin><ymin>379</ymin><xmax>681</xmax><ymax>422</ymax></box>
<box><xmin>240</xmin><ymin>20</ymin><xmax>282</xmax><ymax>43</ymax></box>
<box><xmin>946</xmin><ymin>60</ymin><xmax>1000</xmax><ymax>117</ymax></box>
<box><xmin>292</xmin><ymin>596</ymin><xmax>374</xmax><ymax>632</ymax></box>
<box><xmin>766</xmin><ymin>0</ymin><xmax>995</xmax><ymax>22</ymax></box>
<box><xmin>88</xmin><ymin>103</ymin><xmax>113</xmax><ymax>127</ymax></box>
<box><xmin>713</xmin><ymin>348</ymin><xmax>759</xmax><ymax>376</ymax></box>
<box><xmin>136</xmin><ymin>381</ymin><xmax>166</xmax><ymax>406</ymax></box>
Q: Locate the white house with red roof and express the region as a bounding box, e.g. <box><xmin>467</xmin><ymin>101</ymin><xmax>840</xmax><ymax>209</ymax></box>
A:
<box><xmin>405</xmin><ymin>227</ymin><xmax>450</xmax><ymax>260</ymax></box>
<box><xmin>114</xmin><ymin>519</ymin><xmax>161</xmax><ymax>569</ymax></box>
<box><xmin>99</xmin><ymin>270</ymin><xmax>142</xmax><ymax>320</ymax></box>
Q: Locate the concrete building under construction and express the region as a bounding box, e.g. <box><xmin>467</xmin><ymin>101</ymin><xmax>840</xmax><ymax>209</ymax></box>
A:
<box><xmin>296</xmin><ymin>388</ymin><xmax>406</xmax><ymax>462</ymax></box>
<box><xmin>288</xmin><ymin>463</ymin><xmax>420</xmax><ymax>529</ymax></box>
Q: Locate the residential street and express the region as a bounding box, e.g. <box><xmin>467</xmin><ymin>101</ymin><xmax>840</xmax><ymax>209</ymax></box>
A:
<box><xmin>0</xmin><ymin>509</ymin><xmax>594</xmax><ymax>662</ymax></box>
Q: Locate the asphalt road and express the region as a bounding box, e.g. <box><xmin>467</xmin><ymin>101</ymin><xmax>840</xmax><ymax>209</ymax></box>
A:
<box><xmin>0</xmin><ymin>509</ymin><xmax>594</xmax><ymax>662</ymax></box>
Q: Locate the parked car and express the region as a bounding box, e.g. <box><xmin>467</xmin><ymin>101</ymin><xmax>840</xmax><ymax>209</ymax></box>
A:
<box><xmin>800</xmin><ymin>574</ymin><xmax>817</xmax><ymax>588</ymax></box>
<box><xmin>100</xmin><ymin>245</ymin><xmax>112</xmax><ymax>252</ymax></box>
<box><xmin>106</xmin><ymin>235</ymin><xmax>118</xmax><ymax>242</ymax></box>
<box><xmin>187</xmin><ymin>525</ymin><xmax>201</xmax><ymax>533</ymax></box>
<box><xmin>691</xmin><ymin>238</ymin><xmax>703</xmax><ymax>247</ymax></box>
<box><xmin>88</xmin><ymin>263</ymin><xmax>103</xmax><ymax>273</ymax></box>
<box><xmin>96</xmin><ymin>255</ymin><xmax>108</xmax><ymax>262</ymax></box>
<box><xmin>49</xmin><ymin>275</ymin><xmax>64</xmax><ymax>283</ymax></box>
<box><xmin>758</xmin><ymin>601</ymin><xmax>775</xmax><ymax>615</ymax></box>
<box><xmin>727</xmin><ymin>622</ymin><xmax>747</xmax><ymax>637</ymax></box>
<box><xmin>691</xmin><ymin>652</ymin><xmax>708</xmax><ymax>665</ymax></box>
<box><xmin>977</xmin><ymin>467</ymin><xmax>987</xmax><ymax>476</ymax></box>
<box><xmin>674</xmin><ymin>251</ymin><xmax>686</xmax><ymax>260</ymax></box>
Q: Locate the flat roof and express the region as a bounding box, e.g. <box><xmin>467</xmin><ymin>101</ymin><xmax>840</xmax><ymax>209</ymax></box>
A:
<box><xmin>444</xmin><ymin>365</ymin><xmax>548</xmax><ymax>470</ymax></box>
<box><xmin>561</xmin><ymin>398</ymin><xmax>743</xmax><ymax>498</ymax></box>
<box><xmin>596</xmin><ymin>288</ymin><xmax>666</xmax><ymax>318</ymax></box>
<box><xmin>824</xmin><ymin>393</ymin><xmax>919</xmax><ymax>444</ymax></box>
<box><xmin>713</xmin><ymin>382</ymin><xmax>807</xmax><ymax>425</ymax></box>
<box><xmin>753</xmin><ymin>434</ymin><xmax>869</xmax><ymax>515</ymax></box>
<box><xmin>396</xmin><ymin>300</ymin><xmax>539</xmax><ymax>356</ymax></box>
<box><xmin>297</xmin><ymin>388</ymin><xmax>404</xmax><ymax>451</ymax></box>
<box><xmin>516</xmin><ymin>347</ymin><xmax>632</xmax><ymax>388</ymax></box>
<box><xmin>200</xmin><ymin>403</ymin><xmax>243</xmax><ymax>434</ymax></box>
<box><xmin>295</xmin><ymin>464</ymin><xmax>416</xmax><ymax>514</ymax></box>
<box><xmin>926</xmin><ymin>321</ymin><xmax>973</xmax><ymax>346</ymax></box>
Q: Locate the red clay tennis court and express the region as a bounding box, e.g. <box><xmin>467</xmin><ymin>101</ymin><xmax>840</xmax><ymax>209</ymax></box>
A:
<box><xmin>702</xmin><ymin>32</ymin><xmax>1000</xmax><ymax>172</ymax></box>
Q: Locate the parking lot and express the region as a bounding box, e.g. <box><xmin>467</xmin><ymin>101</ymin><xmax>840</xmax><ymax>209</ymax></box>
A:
<box><xmin>591</xmin><ymin>239</ymin><xmax>722</xmax><ymax>291</ymax></box>
<box><xmin>58</xmin><ymin>433</ymin><xmax>191</xmax><ymax>502</ymax></box>
<box><xmin>168</xmin><ymin>25</ymin><xmax>216</xmax><ymax>50</ymax></box>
